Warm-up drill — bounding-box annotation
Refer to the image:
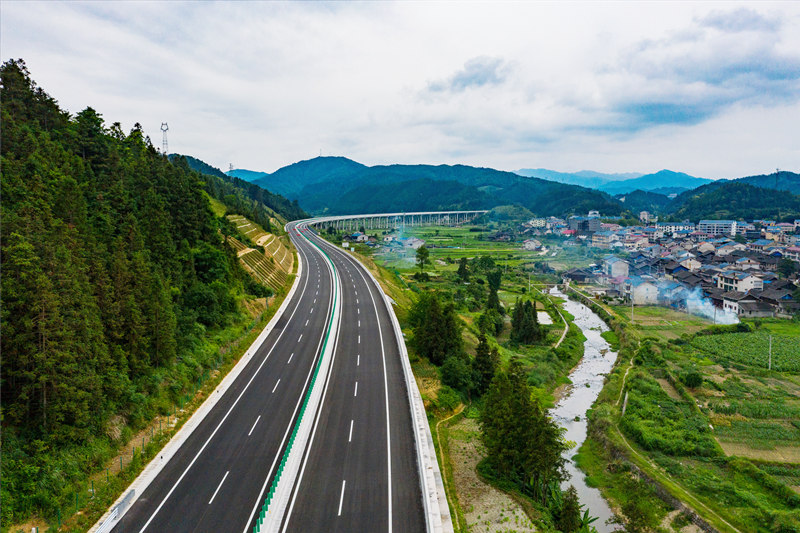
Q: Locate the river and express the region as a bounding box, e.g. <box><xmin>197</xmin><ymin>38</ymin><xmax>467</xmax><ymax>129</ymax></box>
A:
<box><xmin>549</xmin><ymin>287</ymin><xmax>619</xmax><ymax>531</ymax></box>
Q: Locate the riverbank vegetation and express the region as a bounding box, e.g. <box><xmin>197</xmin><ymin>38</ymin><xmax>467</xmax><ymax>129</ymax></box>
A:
<box><xmin>333</xmin><ymin>222</ymin><xmax>600</xmax><ymax>531</ymax></box>
<box><xmin>569</xmin><ymin>286</ymin><xmax>800</xmax><ymax>532</ymax></box>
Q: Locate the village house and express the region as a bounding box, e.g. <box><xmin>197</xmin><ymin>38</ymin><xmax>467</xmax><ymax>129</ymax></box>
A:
<box><xmin>603</xmin><ymin>256</ymin><xmax>629</xmax><ymax>278</ymax></box>
<box><xmin>629</xmin><ymin>277</ymin><xmax>659</xmax><ymax>305</ymax></box>
<box><xmin>715</xmin><ymin>270</ymin><xmax>764</xmax><ymax>292</ymax></box>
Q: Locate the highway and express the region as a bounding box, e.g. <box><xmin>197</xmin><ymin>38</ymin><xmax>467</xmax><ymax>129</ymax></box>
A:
<box><xmin>109</xmin><ymin>221</ymin><xmax>424</xmax><ymax>533</ymax></box>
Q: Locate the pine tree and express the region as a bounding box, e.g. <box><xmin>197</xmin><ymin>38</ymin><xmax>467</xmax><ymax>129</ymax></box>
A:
<box><xmin>554</xmin><ymin>486</ymin><xmax>582</xmax><ymax>533</ymax></box>
<box><xmin>473</xmin><ymin>335</ymin><xmax>499</xmax><ymax>394</ymax></box>
<box><xmin>457</xmin><ymin>257</ymin><xmax>469</xmax><ymax>281</ymax></box>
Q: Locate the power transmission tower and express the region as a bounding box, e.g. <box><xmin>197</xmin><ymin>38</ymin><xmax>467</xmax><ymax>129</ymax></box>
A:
<box><xmin>161</xmin><ymin>122</ymin><xmax>169</xmax><ymax>154</ymax></box>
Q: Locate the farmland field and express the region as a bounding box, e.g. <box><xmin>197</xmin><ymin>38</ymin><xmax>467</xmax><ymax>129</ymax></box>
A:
<box><xmin>692</xmin><ymin>331</ymin><xmax>799</xmax><ymax>371</ymax></box>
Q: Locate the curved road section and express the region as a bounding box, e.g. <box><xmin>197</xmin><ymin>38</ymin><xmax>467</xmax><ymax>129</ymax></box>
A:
<box><xmin>101</xmin><ymin>219</ymin><xmax>439</xmax><ymax>533</ymax></box>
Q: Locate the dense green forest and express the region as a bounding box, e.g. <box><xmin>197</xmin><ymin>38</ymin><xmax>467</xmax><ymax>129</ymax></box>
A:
<box><xmin>614</xmin><ymin>189</ymin><xmax>672</xmax><ymax>213</ymax></box>
<box><xmin>666</xmin><ymin>181</ymin><xmax>800</xmax><ymax>222</ymax></box>
<box><xmin>253</xmin><ymin>156</ymin><xmax>623</xmax><ymax>217</ymax></box>
<box><xmin>177</xmin><ymin>154</ymin><xmax>307</xmax><ymax>224</ymax></box>
<box><xmin>0</xmin><ymin>59</ymin><xmax>292</xmax><ymax>524</ymax></box>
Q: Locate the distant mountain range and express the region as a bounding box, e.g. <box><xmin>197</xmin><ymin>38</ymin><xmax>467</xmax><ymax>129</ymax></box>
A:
<box><xmin>223</xmin><ymin>157</ymin><xmax>798</xmax><ymax>221</ymax></box>
<box><xmin>228</xmin><ymin>157</ymin><xmax>623</xmax><ymax>217</ymax></box>
<box><xmin>515</xmin><ymin>168</ymin><xmax>643</xmax><ymax>189</ymax></box>
<box><xmin>516</xmin><ymin>168</ymin><xmax>712</xmax><ymax>194</ymax></box>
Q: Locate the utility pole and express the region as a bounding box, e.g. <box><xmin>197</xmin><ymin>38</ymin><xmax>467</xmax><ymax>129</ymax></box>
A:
<box><xmin>630</xmin><ymin>288</ymin><xmax>634</xmax><ymax>323</ymax></box>
<box><xmin>769</xmin><ymin>334</ymin><xmax>773</xmax><ymax>370</ymax></box>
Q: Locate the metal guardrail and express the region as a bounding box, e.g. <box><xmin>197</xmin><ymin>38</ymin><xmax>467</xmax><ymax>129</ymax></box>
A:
<box><xmin>95</xmin><ymin>490</ymin><xmax>135</xmax><ymax>533</ymax></box>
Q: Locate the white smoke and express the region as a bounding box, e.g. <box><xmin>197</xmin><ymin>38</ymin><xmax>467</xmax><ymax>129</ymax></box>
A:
<box><xmin>683</xmin><ymin>286</ymin><xmax>739</xmax><ymax>325</ymax></box>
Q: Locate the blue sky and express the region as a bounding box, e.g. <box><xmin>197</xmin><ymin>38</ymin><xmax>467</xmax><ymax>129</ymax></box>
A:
<box><xmin>2</xmin><ymin>1</ymin><xmax>799</xmax><ymax>179</ymax></box>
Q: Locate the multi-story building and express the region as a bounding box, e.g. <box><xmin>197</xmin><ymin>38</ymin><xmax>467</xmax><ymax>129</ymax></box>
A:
<box><xmin>568</xmin><ymin>216</ymin><xmax>601</xmax><ymax>235</ymax></box>
<box><xmin>715</xmin><ymin>270</ymin><xmax>764</xmax><ymax>292</ymax></box>
<box><xmin>698</xmin><ymin>220</ymin><xmax>738</xmax><ymax>236</ymax></box>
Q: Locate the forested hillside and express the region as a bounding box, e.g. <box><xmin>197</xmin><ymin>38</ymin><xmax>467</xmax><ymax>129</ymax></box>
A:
<box><xmin>178</xmin><ymin>154</ymin><xmax>308</xmax><ymax>228</ymax></box>
<box><xmin>666</xmin><ymin>181</ymin><xmax>800</xmax><ymax>221</ymax></box>
<box><xmin>252</xmin><ymin>156</ymin><xmax>624</xmax><ymax>217</ymax></box>
<box><xmin>0</xmin><ymin>59</ymin><xmax>283</xmax><ymax>524</ymax></box>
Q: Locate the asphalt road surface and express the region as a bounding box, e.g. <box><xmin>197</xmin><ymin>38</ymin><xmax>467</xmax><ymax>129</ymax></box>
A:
<box><xmin>112</xmin><ymin>221</ymin><xmax>423</xmax><ymax>533</ymax></box>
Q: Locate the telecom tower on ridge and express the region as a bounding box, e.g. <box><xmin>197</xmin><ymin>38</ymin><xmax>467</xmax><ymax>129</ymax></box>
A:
<box><xmin>161</xmin><ymin>122</ymin><xmax>169</xmax><ymax>154</ymax></box>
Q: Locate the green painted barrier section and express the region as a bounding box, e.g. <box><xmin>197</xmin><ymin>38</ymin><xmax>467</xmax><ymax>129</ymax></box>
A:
<box><xmin>252</xmin><ymin>228</ymin><xmax>339</xmax><ymax>533</ymax></box>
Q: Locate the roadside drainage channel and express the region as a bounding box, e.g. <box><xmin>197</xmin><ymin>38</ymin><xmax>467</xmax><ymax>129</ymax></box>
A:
<box><xmin>253</xmin><ymin>226</ymin><xmax>342</xmax><ymax>533</ymax></box>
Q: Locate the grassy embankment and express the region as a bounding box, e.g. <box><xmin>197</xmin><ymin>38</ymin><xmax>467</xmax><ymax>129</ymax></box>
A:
<box><xmin>9</xmin><ymin>212</ymin><xmax>298</xmax><ymax>533</ymax></box>
<box><xmin>570</xmin><ymin>287</ymin><xmax>800</xmax><ymax>532</ymax></box>
<box><xmin>340</xmin><ymin>224</ymin><xmax>596</xmax><ymax>531</ymax></box>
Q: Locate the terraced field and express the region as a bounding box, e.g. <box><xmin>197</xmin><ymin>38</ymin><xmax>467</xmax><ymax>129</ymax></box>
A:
<box><xmin>226</xmin><ymin>215</ymin><xmax>294</xmax><ymax>290</ymax></box>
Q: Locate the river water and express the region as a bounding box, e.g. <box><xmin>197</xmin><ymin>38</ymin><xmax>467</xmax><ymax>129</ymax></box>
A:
<box><xmin>549</xmin><ymin>287</ymin><xmax>619</xmax><ymax>531</ymax></box>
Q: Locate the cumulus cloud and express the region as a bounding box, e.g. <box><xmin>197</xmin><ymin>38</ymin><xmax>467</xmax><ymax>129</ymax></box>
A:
<box><xmin>427</xmin><ymin>56</ymin><xmax>510</xmax><ymax>93</ymax></box>
<box><xmin>699</xmin><ymin>8</ymin><xmax>780</xmax><ymax>33</ymax></box>
<box><xmin>2</xmin><ymin>2</ymin><xmax>798</xmax><ymax>178</ymax></box>
<box><xmin>599</xmin><ymin>10</ymin><xmax>800</xmax><ymax>131</ymax></box>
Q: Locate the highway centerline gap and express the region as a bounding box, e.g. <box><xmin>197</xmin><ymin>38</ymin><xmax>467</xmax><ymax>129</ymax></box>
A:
<box><xmin>337</xmin><ymin>480</ymin><xmax>346</xmax><ymax>516</ymax></box>
<box><xmin>248</xmin><ymin>415</ymin><xmax>261</xmax><ymax>437</ymax></box>
<box><xmin>272</xmin><ymin>379</ymin><xmax>281</xmax><ymax>393</ymax></box>
<box><xmin>208</xmin><ymin>471</ymin><xmax>229</xmax><ymax>505</ymax></box>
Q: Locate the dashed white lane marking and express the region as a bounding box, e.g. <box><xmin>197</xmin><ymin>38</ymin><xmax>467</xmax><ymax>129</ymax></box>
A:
<box><xmin>358</xmin><ymin>320</ymin><xmax>361</xmax><ymax>328</ymax></box>
<box><xmin>208</xmin><ymin>471</ymin><xmax>229</xmax><ymax>504</ymax></box>
<box><xmin>313</xmin><ymin>298</ymin><xmax>317</xmax><ymax>304</ymax></box>
<box><xmin>354</xmin><ymin>382</ymin><xmax>358</xmax><ymax>397</ymax></box>
<box><xmin>358</xmin><ymin>308</ymin><xmax>360</xmax><ymax>315</ymax></box>
<box><xmin>356</xmin><ymin>299</ymin><xmax>359</xmax><ymax>304</ymax></box>
<box><xmin>298</xmin><ymin>334</ymin><xmax>303</xmax><ymax>342</ymax></box>
<box><xmin>248</xmin><ymin>415</ymin><xmax>261</xmax><ymax>436</ymax></box>
<box><xmin>358</xmin><ymin>335</ymin><xmax>361</xmax><ymax>344</ymax></box>
<box><xmin>348</xmin><ymin>420</ymin><xmax>354</xmax><ymax>442</ymax></box>
<box><xmin>310</xmin><ymin>308</ymin><xmax>313</xmax><ymax>314</ymax></box>
<box><xmin>305</xmin><ymin>319</ymin><xmax>309</xmax><ymax>326</ymax></box>
<box><xmin>338</xmin><ymin>480</ymin><xmax>346</xmax><ymax>516</ymax></box>
<box><xmin>272</xmin><ymin>379</ymin><xmax>281</xmax><ymax>393</ymax></box>
<box><xmin>287</xmin><ymin>353</ymin><xmax>294</xmax><ymax>364</ymax></box>
<box><xmin>357</xmin><ymin>354</ymin><xmax>360</xmax><ymax>366</ymax></box>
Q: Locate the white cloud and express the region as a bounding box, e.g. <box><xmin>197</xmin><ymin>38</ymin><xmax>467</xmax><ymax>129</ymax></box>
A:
<box><xmin>2</xmin><ymin>1</ymin><xmax>799</xmax><ymax>179</ymax></box>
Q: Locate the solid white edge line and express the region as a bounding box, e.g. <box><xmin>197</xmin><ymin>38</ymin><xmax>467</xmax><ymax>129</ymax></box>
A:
<box><xmin>242</xmin><ymin>223</ymin><xmax>339</xmax><ymax>533</ymax></box>
<box><xmin>274</xmin><ymin>229</ymin><xmax>344</xmax><ymax>533</ymax></box>
<box><xmin>313</xmin><ymin>232</ymin><xmax>395</xmax><ymax>533</ymax></box>
<box><xmin>248</xmin><ymin>416</ymin><xmax>261</xmax><ymax>437</ymax></box>
<box><xmin>208</xmin><ymin>471</ymin><xmax>230</xmax><ymax>505</ymax></box>
<box><xmin>337</xmin><ymin>480</ymin><xmax>346</xmax><ymax>516</ymax></box>
<box><xmin>130</xmin><ymin>238</ymin><xmax>312</xmax><ymax>533</ymax></box>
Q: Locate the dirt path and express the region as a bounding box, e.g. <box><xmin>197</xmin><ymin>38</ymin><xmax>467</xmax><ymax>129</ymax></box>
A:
<box><xmin>449</xmin><ymin>418</ymin><xmax>536</xmax><ymax>533</ymax></box>
<box><xmin>436</xmin><ymin>403</ymin><xmax>466</xmax><ymax>509</ymax></box>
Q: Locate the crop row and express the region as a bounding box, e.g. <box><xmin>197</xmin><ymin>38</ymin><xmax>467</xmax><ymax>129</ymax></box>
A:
<box><xmin>691</xmin><ymin>331</ymin><xmax>798</xmax><ymax>371</ymax></box>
